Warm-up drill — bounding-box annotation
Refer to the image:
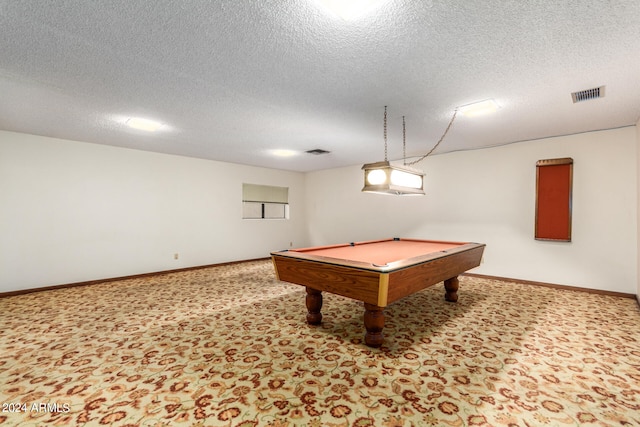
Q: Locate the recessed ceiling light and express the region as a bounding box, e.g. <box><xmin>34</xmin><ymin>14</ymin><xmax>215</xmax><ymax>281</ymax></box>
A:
<box><xmin>315</xmin><ymin>0</ymin><xmax>389</xmax><ymax>20</ymax></box>
<box><xmin>458</xmin><ymin>99</ymin><xmax>500</xmax><ymax>117</ymax></box>
<box><xmin>126</xmin><ymin>117</ymin><xmax>163</xmax><ymax>132</ymax></box>
<box><xmin>271</xmin><ymin>149</ymin><xmax>298</xmax><ymax>157</ymax></box>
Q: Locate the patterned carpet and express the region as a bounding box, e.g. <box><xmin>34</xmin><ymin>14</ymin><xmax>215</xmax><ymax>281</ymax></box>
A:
<box><xmin>1</xmin><ymin>260</ymin><xmax>639</xmax><ymax>426</ymax></box>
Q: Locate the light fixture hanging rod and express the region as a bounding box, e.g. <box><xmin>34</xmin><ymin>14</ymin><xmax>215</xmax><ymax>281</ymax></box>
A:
<box><xmin>383</xmin><ymin>105</ymin><xmax>388</xmax><ymax>161</ymax></box>
<box><xmin>404</xmin><ymin>109</ymin><xmax>458</xmax><ymax>166</ymax></box>
<box><xmin>402</xmin><ymin>115</ymin><xmax>406</xmax><ymax>165</ymax></box>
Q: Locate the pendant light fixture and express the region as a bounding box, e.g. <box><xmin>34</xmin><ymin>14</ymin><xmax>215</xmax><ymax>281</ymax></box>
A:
<box><xmin>361</xmin><ymin>108</ymin><xmax>424</xmax><ymax>195</ymax></box>
<box><xmin>362</xmin><ymin>106</ymin><xmax>457</xmax><ymax>196</ymax></box>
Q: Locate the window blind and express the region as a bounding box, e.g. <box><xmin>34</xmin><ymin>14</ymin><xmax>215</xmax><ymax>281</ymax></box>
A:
<box><xmin>242</xmin><ymin>183</ymin><xmax>288</xmax><ymax>204</ymax></box>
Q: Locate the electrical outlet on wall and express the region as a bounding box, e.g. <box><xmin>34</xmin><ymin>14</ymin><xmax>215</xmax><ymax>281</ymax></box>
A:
<box><xmin>174</xmin><ymin>253</ymin><xmax>179</xmax><ymax>260</ymax></box>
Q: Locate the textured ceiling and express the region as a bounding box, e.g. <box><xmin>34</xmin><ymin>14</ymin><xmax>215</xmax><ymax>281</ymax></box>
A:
<box><xmin>1</xmin><ymin>0</ymin><xmax>639</xmax><ymax>172</ymax></box>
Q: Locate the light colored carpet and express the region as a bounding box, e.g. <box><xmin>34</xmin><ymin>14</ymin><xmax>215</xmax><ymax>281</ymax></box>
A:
<box><xmin>1</xmin><ymin>260</ymin><xmax>639</xmax><ymax>426</ymax></box>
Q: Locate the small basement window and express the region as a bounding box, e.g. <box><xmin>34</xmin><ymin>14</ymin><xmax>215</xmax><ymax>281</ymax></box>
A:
<box><xmin>242</xmin><ymin>183</ymin><xmax>289</xmax><ymax>219</ymax></box>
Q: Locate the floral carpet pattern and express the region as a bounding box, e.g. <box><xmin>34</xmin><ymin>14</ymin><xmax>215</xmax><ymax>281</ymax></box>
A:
<box><xmin>1</xmin><ymin>260</ymin><xmax>640</xmax><ymax>426</ymax></box>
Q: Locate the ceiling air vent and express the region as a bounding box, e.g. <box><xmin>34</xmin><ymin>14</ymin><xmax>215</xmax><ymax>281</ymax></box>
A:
<box><xmin>306</xmin><ymin>149</ymin><xmax>330</xmax><ymax>155</ymax></box>
<box><xmin>571</xmin><ymin>86</ymin><xmax>605</xmax><ymax>103</ymax></box>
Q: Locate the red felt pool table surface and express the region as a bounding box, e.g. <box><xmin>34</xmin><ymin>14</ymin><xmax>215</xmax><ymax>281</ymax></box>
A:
<box><xmin>291</xmin><ymin>239</ymin><xmax>465</xmax><ymax>267</ymax></box>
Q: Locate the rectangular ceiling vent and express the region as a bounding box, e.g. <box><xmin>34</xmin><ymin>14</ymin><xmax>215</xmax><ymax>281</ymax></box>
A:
<box><xmin>571</xmin><ymin>86</ymin><xmax>605</xmax><ymax>103</ymax></box>
<box><xmin>306</xmin><ymin>148</ymin><xmax>330</xmax><ymax>155</ymax></box>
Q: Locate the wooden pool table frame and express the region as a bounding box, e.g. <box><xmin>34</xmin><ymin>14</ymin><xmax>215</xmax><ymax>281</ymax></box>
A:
<box><xmin>271</xmin><ymin>238</ymin><xmax>485</xmax><ymax>347</ymax></box>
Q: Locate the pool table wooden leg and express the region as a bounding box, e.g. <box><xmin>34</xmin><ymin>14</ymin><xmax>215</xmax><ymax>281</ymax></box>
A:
<box><xmin>305</xmin><ymin>287</ymin><xmax>323</xmax><ymax>325</ymax></box>
<box><xmin>363</xmin><ymin>303</ymin><xmax>384</xmax><ymax>347</ymax></box>
<box><xmin>444</xmin><ymin>276</ymin><xmax>459</xmax><ymax>302</ymax></box>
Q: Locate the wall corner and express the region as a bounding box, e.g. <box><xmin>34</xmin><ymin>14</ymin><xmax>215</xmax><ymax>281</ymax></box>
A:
<box><xmin>636</xmin><ymin>118</ymin><xmax>640</xmax><ymax>305</ymax></box>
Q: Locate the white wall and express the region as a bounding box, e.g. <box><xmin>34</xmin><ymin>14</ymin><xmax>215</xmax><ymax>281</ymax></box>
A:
<box><xmin>2</xmin><ymin>127</ymin><xmax>638</xmax><ymax>295</ymax></box>
<box><xmin>0</xmin><ymin>131</ymin><xmax>308</xmax><ymax>292</ymax></box>
<box><xmin>306</xmin><ymin>127</ymin><xmax>637</xmax><ymax>294</ymax></box>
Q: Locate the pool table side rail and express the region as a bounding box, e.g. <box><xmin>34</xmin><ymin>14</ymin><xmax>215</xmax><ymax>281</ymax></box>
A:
<box><xmin>271</xmin><ymin>256</ymin><xmax>385</xmax><ymax>306</ymax></box>
<box><xmin>386</xmin><ymin>244</ymin><xmax>485</xmax><ymax>304</ymax></box>
<box><xmin>271</xmin><ymin>241</ymin><xmax>484</xmax><ymax>273</ymax></box>
<box><xmin>288</xmin><ymin>238</ymin><xmax>396</xmax><ymax>253</ymax></box>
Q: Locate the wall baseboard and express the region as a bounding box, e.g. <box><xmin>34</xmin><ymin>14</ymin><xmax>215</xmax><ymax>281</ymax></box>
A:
<box><xmin>2</xmin><ymin>260</ymin><xmax>636</xmax><ymax>301</ymax></box>
<box><xmin>0</xmin><ymin>258</ymin><xmax>270</xmax><ymax>298</ymax></box>
<box><xmin>462</xmin><ymin>272</ymin><xmax>637</xmax><ymax>299</ymax></box>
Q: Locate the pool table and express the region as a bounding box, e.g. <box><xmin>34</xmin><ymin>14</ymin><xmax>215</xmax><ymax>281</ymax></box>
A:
<box><xmin>270</xmin><ymin>238</ymin><xmax>485</xmax><ymax>347</ymax></box>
